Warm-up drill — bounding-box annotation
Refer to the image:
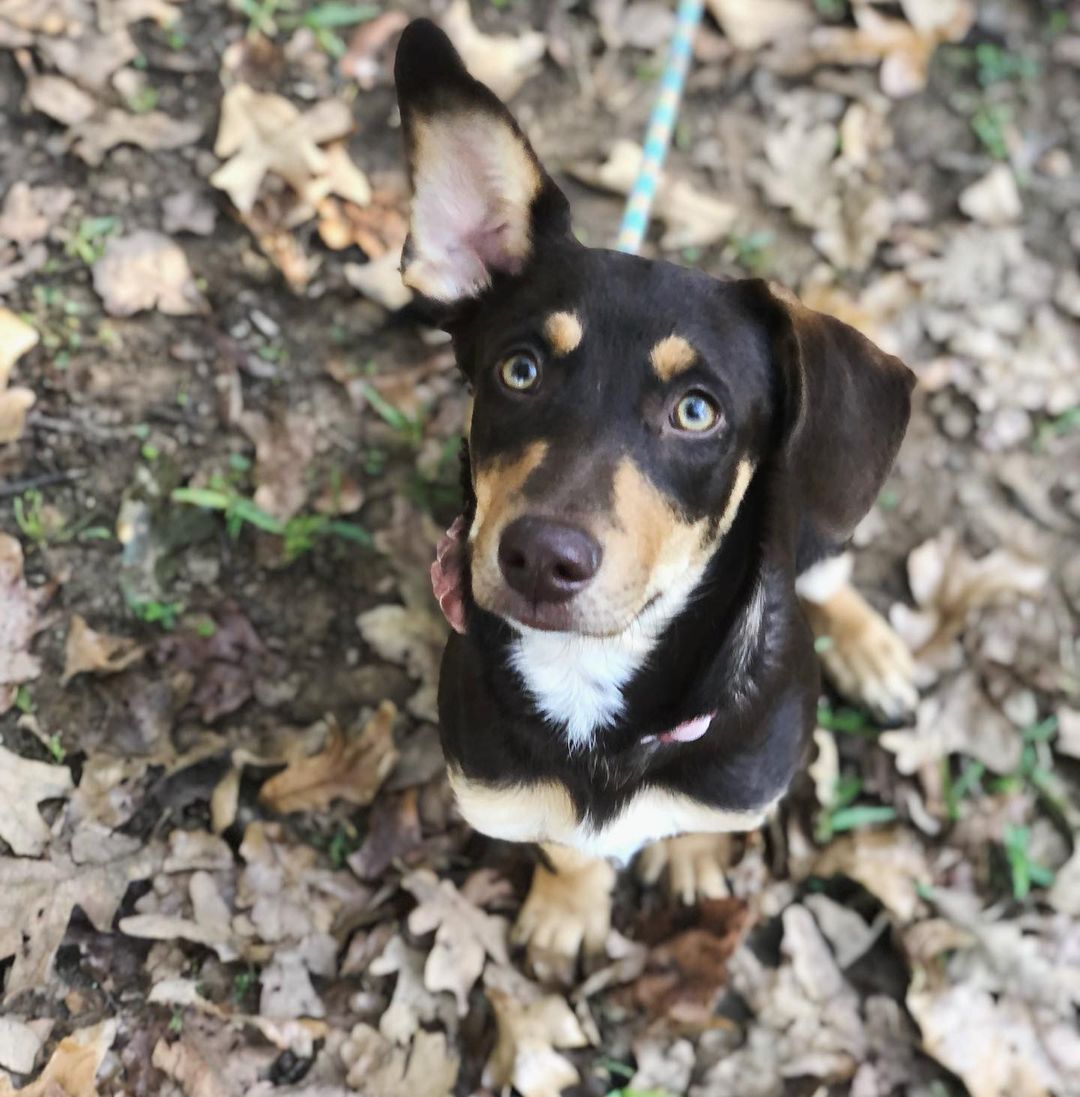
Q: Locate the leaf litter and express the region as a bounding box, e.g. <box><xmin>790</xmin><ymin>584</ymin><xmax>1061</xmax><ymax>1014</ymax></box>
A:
<box><xmin>1</xmin><ymin>1</ymin><xmax>1079</xmax><ymax>1095</ymax></box>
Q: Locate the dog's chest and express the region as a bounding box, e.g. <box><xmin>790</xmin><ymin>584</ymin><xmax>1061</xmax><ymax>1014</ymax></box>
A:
<box><xmin>508</xmin><ymin>630</ymin><xmax>652</xmax><ymax>748</ymax></box>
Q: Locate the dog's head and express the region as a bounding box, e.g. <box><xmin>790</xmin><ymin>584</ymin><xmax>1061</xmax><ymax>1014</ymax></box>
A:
<box><xmin>395</xmin><ymin>20</ymin><xmax>914</xmax><ymax>639</ymax></box>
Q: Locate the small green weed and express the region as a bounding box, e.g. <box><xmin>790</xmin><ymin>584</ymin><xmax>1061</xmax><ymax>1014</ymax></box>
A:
<box><xmin>238</xmin><ymin>0</ymin><xmax>378</xmax><ymax>56</ymax></box>
<box><xmin>816</xmin><ymin>698</ymin><xmax>874</xmax><ymax>735</ymax></box>
<box><xmin>47</xmin><ymin>735</ymin><xmax>66</xmax><ymax>764</ymax></box>
<box><xmin>971</xmin><ymin>103</ymin><xmax>1013</xmax><ymax>160</ymax></box>
<box><xmin>1003</xmin><ymin>823</ymin><xmax>1055</xmax><ymax>900</ymax></box>
<box><xmin>357</xmin><ymin>381</ymin><xmax>425</xmax><ymax>446</ymax></box>
<box><xmin>126</xmin><ymin>592</ymin><xmax>185</xmax><ymax>631</ymax></box>
<box><xmin>729</xmin><ymin>230</ymin><xmax>774</xmax><ymax>276</ymax></box>
<box><xmin>232</xmin><ymin>965</ymin><xmax>259</xmax><ymax>1004</ymax></box>
<box><xmin>65</xmin><ymin>216</ymin><xmax>121</xmax><ymax>265</ymax></box>
<box><xmin>171</xmin><ymin>475</ymin><xmax>371</xmax><ymax>561</ymax></box>
<box><xmin>815</xmin><ymin>773</ymin><xmax>897</xmax><ymax>842</ymax></box>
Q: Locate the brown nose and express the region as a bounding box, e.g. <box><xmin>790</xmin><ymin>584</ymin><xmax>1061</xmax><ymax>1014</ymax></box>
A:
<box><xmin>498</xmin><ymin>517</ymin><xmax>601</xmax><ymax>604</ymax></box>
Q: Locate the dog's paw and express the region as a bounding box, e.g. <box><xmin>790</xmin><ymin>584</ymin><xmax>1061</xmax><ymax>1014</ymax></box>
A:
<box><xmin>636</xmin><ymin>833</ymin><xmax>733</xmax><ymax>904</ymax></box>
<box><xmin>511</xmin><ymin>847</ymin><xmax>614</xmax><ymax>982</ymax></box>
<box><xmin>804</xmin><ymin>585</ymin><xmax>918</xmax><ymax>725</ymax></box>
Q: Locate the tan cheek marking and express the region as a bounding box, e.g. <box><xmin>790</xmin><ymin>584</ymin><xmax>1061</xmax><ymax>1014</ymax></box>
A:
<box><xmin>649</xmin><ymin>335</ymin><xmax>696</xmax><ymax>382</ymax></box>
<box><xmin>448</xmin><ymin>769</ymin><xmax>578</xmax><ymax>845</ymax></box>
<box><xmin>471</xmin><ymin>440</ymin><xmax>549</xmax><ymax>555</ymax></box>
<box><xmin>544</xmin><ymin>311</ymin><xmax>583</xmax><ymax>357</ymax></box>
<box><xmin>714</xmin><ymin>458</ymin><xmax>755</xmax><ymax>539</ymax></box>
<box><xmin>603</xmin><ymin>457</ymin><xmax>755</xmax><ymax>597</ymax></box>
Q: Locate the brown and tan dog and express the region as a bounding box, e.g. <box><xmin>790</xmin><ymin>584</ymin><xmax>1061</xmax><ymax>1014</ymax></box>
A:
<box><xmin>396</xmin><ymin>19</ymin><xmax>917</xmax><ymax>971</ymax></box>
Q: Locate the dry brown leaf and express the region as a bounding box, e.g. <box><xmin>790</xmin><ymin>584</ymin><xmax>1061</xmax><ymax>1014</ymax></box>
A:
<box><xmin>210</xmin><ymin>84</ymin><xmax>364</xmax><ymax>214</ymax></box>
<box><xmin>70</xmin><ymin>108</ymin><xmax>202</xmax><ymax>166</ymax></box>
<box><xmin>881</xmin><ymin>671</ymin><xmax>1023</xmax><ymax>777</ymax></box>
<box><xmin>237</xmin><ymin>408</ymin><xmax>317</xmax><ymax>524</ymax></box>
<box><xmin>343</xmin><ymin>249</ymin><xmax>414</xmax><ymax>311</ymax></box>
<box><xmin>339</xmin><ymin>10</ymin><xmax>409</xmax><ymax>88</ymax></box>
<box><xmin>62</xmin><ymin>614</ymin><xmax>145</xmax><ymax>684</ymax></box>
<box><xmin>0</xmin><ymin>745</ymin><xmax>73</xmax><ymax>857</ymax></box>
<box><xmin>37</xmin><ymin>27</ymin><xmax>136</xmax><ymax>87</ymax></box>
<box><xmin>908</xmin><ymin>981</ymin><xmax>1075</xmax><ymax>1097</ymax></box>
<box><xmin>813</xmin><ymin>827</ymin><xmax>931</xmax><ymax>922</ymax></box>
<box><xmin>706</xmin><ymin>0</ymin><xmax>813</xmax><ymax>50</ymax></box>
<box><xmin>0</xmin><ymin>533</ymin><xmax>55</xmax><ymax>713</ymax></box>
<box><xmin>0</xmin><ymin>308</ymin><xmax>39</xmax><ymax>444</ymax></box>
<box><xmin>484</xmin><ymin>986</ymin><xmax>588</xmax><ymax>1097</ymax></box>
<box><xmin>0</xmin><ymin>183</ymin><xmax>75</xmax><ymax>245</ymax></box>
<box><xmin>959</xmin><ymin>165</ymin><xmax>1023</xmax><ymax>227</ymax></box>
<box><xmin>569</xmin><ymin>140</ymin><xmax>736</xmax><ymax>250</ymax></box>
<box><xmin>697</xmin><ymin>904</ymin><xmax>867</xmax><ymax>1094</ymax></box>
<box><xmin>403</xmin><ymin>868</ymin><xmax>510</xmax><ymax>1014</ymax></box>
<box><xmin>440</xmin><ymin>0</ymin><xmax>545</xmax><ymax>100</ymax></box>
<box><xmin>1</xmin><ymin>1019</ymin><xmax>116</xmax><ymax>1097</ymax></box>
<box><xmin>0</xmin><ymin>845</ymin><xmax>162</xmax><ymax>996</ymax></box>
<box><xmin>340</xmin><ymin>1025</ymin><xmax>458</xmax><ymax>1097</ymax></box>
<box><xmin>120</xmin><ymin>871</ymin><xmax>240</xmax><ymax>962</ymax></box>
<box><xmin>91</xmin><ymin>230</ymin><xmax>205</xmax><ymax>317</ymax></box>
<box><xmin>258</xmin><ymin>702</ymin><xmax>398</xmax><ymax>814</ymax></box>
<box><xmin>889</xmin><ymin>529</ymin><xmax>1047</xmax><ymax>684</ymax></box>
<box><xmin>767</xmin><ymin>2</ymin><xmax>976</xmax><ymax>98</ymax></box>
<box><xmin>150</xmin><ymin>1016</ymin><xmax>275</xmax><ymax>1097</ymax></box>
<box><xmin>357</xmin><ymin>603</ymin><xmax>445</xmax><ymax>722</ymax></box>
<box><xmin>0</xmin><ymin>1018</ymin><xmax>44</xmax><ymax>1076</ymax></box>
<box><xmin>369</xmin><ymin>934</ymin><xmax>450</xmax><ymax>1043</ymax></box>
<box><xmin>25</xmin><ymin>73</ymin><xmax>96</xmax><ymax>126</ymax></box>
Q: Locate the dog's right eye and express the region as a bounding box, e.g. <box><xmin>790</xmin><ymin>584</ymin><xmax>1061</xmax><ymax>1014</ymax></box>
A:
<box><xmin>498</xmin><ymin>353</ymin><xmax>541</xmax><ymax>392</ymax></box>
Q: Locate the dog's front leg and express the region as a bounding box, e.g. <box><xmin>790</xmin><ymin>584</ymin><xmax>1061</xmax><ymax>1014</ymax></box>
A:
<box><xmin>797</xmin><ymin>554</ymin><xmax>918</xmax><ymax>724</ymax></box>
<box><xmin>511</xmin><ymin>844</ymin><xmax>615</xmax><ymax>982</ymax></box>
<box><xmin>636</xmin><ymin>833</ymin><xmax>733</xmax><ymax>904</ymax></box>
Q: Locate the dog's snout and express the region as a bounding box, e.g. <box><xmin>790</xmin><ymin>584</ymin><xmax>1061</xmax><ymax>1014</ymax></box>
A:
<box><xmin>498</xmin><ymin>517</ymin><xmax>601</xmax><ymax>604</ymax></box>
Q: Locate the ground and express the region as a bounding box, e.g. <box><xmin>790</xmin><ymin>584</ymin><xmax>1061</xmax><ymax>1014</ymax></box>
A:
<box><xmin>1</xmin><ymin>1</ymin><xmax>1079</xmax><ymax>1096</ymax></box>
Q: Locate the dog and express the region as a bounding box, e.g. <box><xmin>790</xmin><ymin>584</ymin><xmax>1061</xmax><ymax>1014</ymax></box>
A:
<box><xmin>394</xmin><ymin>19</ymin><xmax>917</xmax><ymax>969</ymax></box>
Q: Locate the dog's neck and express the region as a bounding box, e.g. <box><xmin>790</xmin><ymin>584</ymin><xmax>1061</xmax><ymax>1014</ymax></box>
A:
<box><xmin>504</xmin><ymin>477</ymin><xmax>767</xmax><ymax>751</ymax></box>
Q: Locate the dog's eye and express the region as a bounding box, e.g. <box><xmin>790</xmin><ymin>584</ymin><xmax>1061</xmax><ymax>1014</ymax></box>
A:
<box><xmin>673</xmin><ymin>392</ymin><xmax>719</xmax><ymax>432</ymax></box>
<box><xmin>498</xmin><ymin>353</ymin><xmax>541</xmax><ymax>392</ymax></box>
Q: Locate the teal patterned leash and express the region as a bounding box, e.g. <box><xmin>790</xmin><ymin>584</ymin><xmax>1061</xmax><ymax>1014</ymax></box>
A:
<box><xmin>615</xmin><ymin>0</ymin><xmax>706</xmax><ymax>254</ymax></box>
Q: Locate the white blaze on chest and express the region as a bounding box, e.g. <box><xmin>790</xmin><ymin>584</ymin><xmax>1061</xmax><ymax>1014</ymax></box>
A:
<box><xmin>507</xmin><ymin>629</ymin><xmax>651</xmax><ymax>748</ymax></box>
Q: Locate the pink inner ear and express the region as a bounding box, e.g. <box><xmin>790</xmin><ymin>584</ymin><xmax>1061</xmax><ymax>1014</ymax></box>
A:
<box><xmin>408</xmin><ymin>116</ymin><xmax>536</xmax><ymax>300</ymax></box>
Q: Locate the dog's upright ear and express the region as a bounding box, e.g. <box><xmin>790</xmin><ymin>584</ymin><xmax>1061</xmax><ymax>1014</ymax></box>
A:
<box><xmin>394</xmin><ymin>19</ymin><xmax>571</xmax><ymax>305</ymax></box>
<box><xmin>746</xmin><ymin>280</ymin><xmax>916</xmax><ymax>546</ymax></box>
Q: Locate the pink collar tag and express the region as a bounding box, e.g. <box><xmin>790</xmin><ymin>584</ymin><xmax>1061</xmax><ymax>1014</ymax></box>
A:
<box><xmin>642</xmin><ymin>712</ymin><xmax>715</xmax><ymax>746</ymax></box>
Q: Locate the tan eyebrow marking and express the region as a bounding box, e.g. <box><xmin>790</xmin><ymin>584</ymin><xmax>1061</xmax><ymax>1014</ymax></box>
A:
<box><xmin>650</xmin><ymin>335</ymin><xmax>696</xmax><ymax>381</ymax></box>
<box><xmin>544</xmin><ymin>311</ymin><xmax>583</xmax><ymax>357</ymax></box>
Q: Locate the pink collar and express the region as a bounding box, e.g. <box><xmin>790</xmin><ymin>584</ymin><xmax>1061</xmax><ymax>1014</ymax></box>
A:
<box><xmin>641</xmin><ymin>712</ymin><xmax>715</xmax><ymax>746</ymax></box>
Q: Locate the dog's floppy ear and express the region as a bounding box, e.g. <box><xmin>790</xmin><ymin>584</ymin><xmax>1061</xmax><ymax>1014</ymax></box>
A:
<box><xmin>747</xmin><ymin>280</ymin><xmax>916</xmax><ymax>545</ymax></box>
<box><xmin>394</xmin><ymin>19</ymin><xmax>570</xmax><ymax>305</ymax></box>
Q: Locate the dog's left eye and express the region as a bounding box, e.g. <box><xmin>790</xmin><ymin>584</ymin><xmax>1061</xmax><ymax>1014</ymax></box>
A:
<box><xmin>498</xmin><ymin>353</ymin><xmax>541</xmax><ymax>392</ymax></box>
<box><xmin>673</xmin><ymin>392</ymin><xmax>719</xmax><ymax>432</ymax></box>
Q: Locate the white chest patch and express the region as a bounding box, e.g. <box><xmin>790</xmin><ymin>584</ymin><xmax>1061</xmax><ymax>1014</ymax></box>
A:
<box><xmin>508</xmin><ymin>628</ymin><xmax>653</xmax><ymax>749</ymax></box>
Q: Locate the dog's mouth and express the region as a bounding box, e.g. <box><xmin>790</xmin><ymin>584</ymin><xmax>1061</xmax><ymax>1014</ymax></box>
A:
<box><xmin>483</xmin><ymin>587</ymin><xmax>663</xmax><ymax>639</ymax></box>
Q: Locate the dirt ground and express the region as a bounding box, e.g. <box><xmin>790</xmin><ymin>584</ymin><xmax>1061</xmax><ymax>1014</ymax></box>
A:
<box><xmin>2</xmin><ymin>1</ymin><xmax>1079</xmax><ymax>1095</ymax></box>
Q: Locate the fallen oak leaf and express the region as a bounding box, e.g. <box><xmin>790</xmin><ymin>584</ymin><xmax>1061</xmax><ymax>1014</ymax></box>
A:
<box><xmin>357</xmin><ymin>603</ymin><xmax>445</xmax><ymax>722</ymax></box>
<box><xmin>91</xmin><ymin>230</ymin><xmax>206</xmax><ymax>317</ymax></box>
<box><xmin>0</xmin><ymin>182</ymin><xmax>75</xmax><ymax>245</ymax></box>
<box><xmin>889</xmin><ymin>528</ymin><xmax>1047</xmax><ymax>685</ymax></box>
<box><xmin>24</xmin><ymin>72</ymin><xmax>97</xmax><ymax>126</ymax></box>
<box><xmin>0</xmin><ymin>745</ymin><xmax>73</xmax><ymax>857</ymax></box>
<box><xmin>483</xmin><ymin>981</ymin><xmax>589</xmax><ymax>1097</ymax></box>
<box><xmin>0</xmin><ymin>1018</ymin><xmax>44</xmax><ymax>1075</ymax></box>
<box><xmin>0</xmin><ymin>1019</ymin><xmax>117</xmax><ymax>1097</ymax></box>
<box><xmin>259</xmin><ymin>702</ymin><xmax>398</xmax><ymax>814</ymax></box>
<box><xmin>62</xmin><ymin>613</ymin><xmax>145</xmax><ymax>684</ymax></box>
<box><xmin>569</xmin><ymin>140</ymin><xmax>736</xmax><ymax>250</ymax></box>
<box><xmin>237</xmin><ymin>407</ymin><xmax>317</xmax><ymax>524</ymax></box>
<box><xmin>403</xmin><ymin>867</ymin><xmax>510</xmax><ymax>1014</ymax></box>
<box><xmin>0</xmin><ymin>844</ymin><xmax>163</xmax><ymax>997</ymax></box>
<box><xmin>340</xmin><ymin>1024</ymin><xmax>458</xmax><ymax>1097</ymax></box>
<box><xmin>440</xmin><ymin>0</ymin><xmax>545</xmax><ymax>100</ymax></box>
<box><xmin>706</xmin><ymin>0</ymin><xmax>814</xmax><ymax>51</ymax></box>
<box><xmin>210</xmin><ymin>84</ymin><xmax>363</xmax><ymax>214</ymax></box>
<box><xmin>0</xmin><ymin>533</ymin><xmax>56</xmax><ymax>713</ymax></box>
<box><xmin>0</xmin><ymin>308</ymin><xmax>39</xmax><ymax>444</ymax></box>
<box><xmin>69</xmin><ymin>108</ymin><xmax>202</xmax><ymax>166</ymax></box>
